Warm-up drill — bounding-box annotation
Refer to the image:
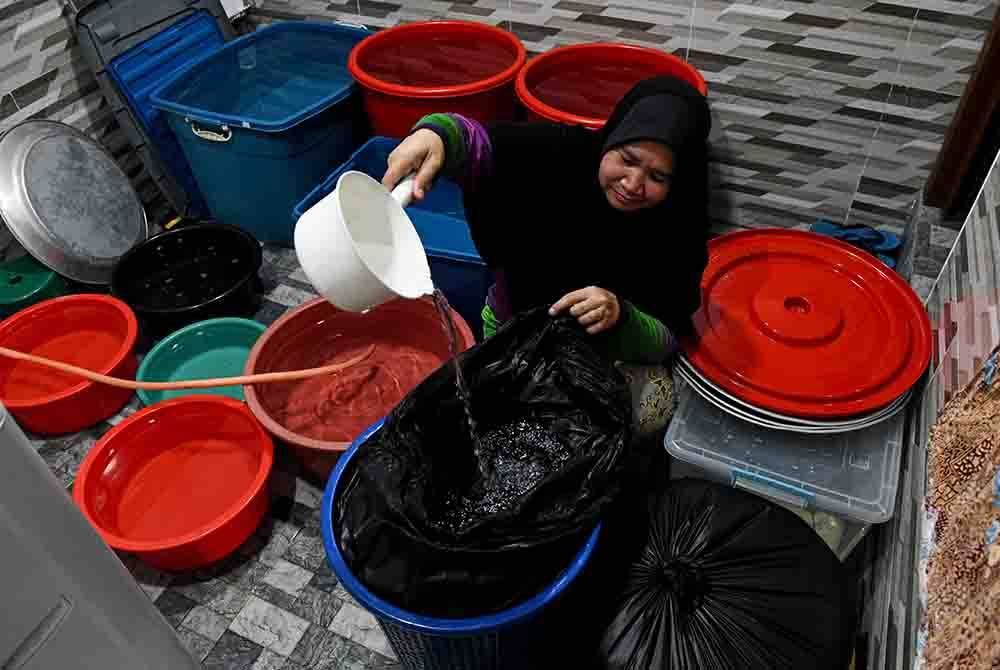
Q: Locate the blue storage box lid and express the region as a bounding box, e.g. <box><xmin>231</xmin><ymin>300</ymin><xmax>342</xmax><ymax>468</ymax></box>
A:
<box><xmin>151</xmin><ymin>21</ymin><xmax>368</xmax><ymax>132</ymax></box>
<box><xmin>109</xmin><ymin>11</ymin><xmax>225</xmax><ymax>133</ymax></box>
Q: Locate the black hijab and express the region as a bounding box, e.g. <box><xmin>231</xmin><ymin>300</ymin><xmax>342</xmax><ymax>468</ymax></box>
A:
<box><xmin>464</xmin><ymin>77</ymin><xmax>712</xmax><ymax>336</ymax></box>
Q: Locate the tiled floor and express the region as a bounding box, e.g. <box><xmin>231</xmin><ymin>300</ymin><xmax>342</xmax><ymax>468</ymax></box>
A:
<box><xmin>31</xmin><ymin>246</ymin><xmax>399</xmax><ymax>670</ymax></box>
<box><xmin>30</xmin><ymin>207</ymin><xmax>959</xmax><ymax>669</ymax></box>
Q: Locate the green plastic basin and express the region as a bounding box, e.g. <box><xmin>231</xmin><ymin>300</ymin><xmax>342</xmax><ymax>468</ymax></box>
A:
<box><xmin>137</xmin><ymin>317</ymin><xmax>266</xmax><ymax>406</ymax></box>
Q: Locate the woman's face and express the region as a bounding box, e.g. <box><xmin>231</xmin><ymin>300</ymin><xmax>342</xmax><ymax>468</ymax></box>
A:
<box><xmin>598</xmin><ymin>140</ymin><xmax>675</xmax><ymax>212</ymax></box>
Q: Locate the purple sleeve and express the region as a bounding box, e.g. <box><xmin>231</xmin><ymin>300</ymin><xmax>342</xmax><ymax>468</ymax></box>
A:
<box><xmin>412</xmin><ymin>113</ymin><xmax>494</xmax><ymax>191</ymax></box>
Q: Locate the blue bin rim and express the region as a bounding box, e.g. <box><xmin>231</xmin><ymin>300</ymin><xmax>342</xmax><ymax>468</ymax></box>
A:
<box><xmin>150</xmin><ymin>21</ymin><xmax>369</xmax><ymax>133</ymax></box>
<box><xmin>293</xmin><ymin>137</ymin><xmax>400</xmax><ymax>221</ymax></box>
<box><xmin>293</xmin><ymin>137</ymin><xmax>485</xmax><ymax>266</ymax></box>
<box><xmin>320</xmin><ymin>420</ymin><xmax>602</xmax><ymax>635</ymax></box>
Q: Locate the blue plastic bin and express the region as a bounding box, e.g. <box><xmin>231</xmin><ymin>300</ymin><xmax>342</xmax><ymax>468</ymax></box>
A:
<box><xmin>294</xmin><ymin>137</ymin><xmax>492</xmax><ymax>337</ymax></box>
<box><xmin>321</xmin><ymin>421</ymin><xmax>602</xmax><ymax>670</ymax></box>
<box><xmin>107</xmin><ymin>10</ymin><xmax>223</xmax><ymax>218</ymax></box>
<box><xmin>151</xmin><ymin>21</ymin><xmax>371</xmax><ymax>245</ymax></box>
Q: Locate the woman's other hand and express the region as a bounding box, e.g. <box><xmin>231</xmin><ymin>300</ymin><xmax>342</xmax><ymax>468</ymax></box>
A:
<box><xmin>382</xmin><ymin>129</ymin><xmax>445</xmax><ymax>201</ymax></box>
<box><xmin>550</xmin><ymin>287</ymin><xmax>621</xmax><ymax>334</ymax></box>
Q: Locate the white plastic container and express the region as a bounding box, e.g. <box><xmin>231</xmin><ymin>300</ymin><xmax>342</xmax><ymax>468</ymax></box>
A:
<box><xmin>0</xmin><ymin>403</ymin><xmax>199</xmax><ymax>669</ymax></box>
<box><xmin>665</xmin><ymin>380</ymin><xmax>905</xmax><ymax>525</ymax></box>
<box><xmin>294</xmin><ymin>171</ymin><xmax>434</xmax><ymax>312</ymax></box>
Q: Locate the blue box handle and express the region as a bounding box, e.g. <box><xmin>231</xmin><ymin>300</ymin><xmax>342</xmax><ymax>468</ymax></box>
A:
<box><xmin>731</xmin><ymin>469</ymin><xmax>815</xmax><ymax>510</ymax></box>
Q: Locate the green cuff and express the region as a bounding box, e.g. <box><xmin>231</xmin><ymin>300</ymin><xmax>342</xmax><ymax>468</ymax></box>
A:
<box><xmin>413</xmin><ymin>113</ymin><xmax>466</xmax><ymax>176</ymax></box>
<box><xmin>602</xmin><ymin>301</ymin><xmax>672</xmax><ymax>364</ymax></box>
<box><xmin>482</xmin><ymin>304</ymin><xmax>499</xmax><ymax>340</ymax></box>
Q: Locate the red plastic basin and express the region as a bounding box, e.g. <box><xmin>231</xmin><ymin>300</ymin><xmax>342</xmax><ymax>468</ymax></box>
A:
<box><xmin>516</xmin><ymin>43</ymin><xmax>707</xmax><ymax>130</ymax></box>
<box><xmin>0</xmin><ymin>294</ymin><xmax>138</xmax><ymax>435</ymax></box>
<box><xmin>74</xmin><ymin>396</ymin><xmax>274</xmax><ymax>571</ymax></box>
<box><xmin>244</xmin><ymin>296</ymin><xmax>475</xmax><ymax>482</ymax></box>
<box><xmin>348</xmin><ymin>20</ymin><xmax>527</xmax><ymax>138</ymax></box>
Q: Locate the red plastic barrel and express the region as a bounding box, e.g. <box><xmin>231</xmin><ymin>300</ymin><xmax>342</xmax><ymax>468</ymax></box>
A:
<box><xmin>348</xmin><ymin>21</ymin><xmax>527</xmax><ymax>138</ymax></box>
<box><xmin>516</xmin><ymin>43</ymin><xmax>707</xmax><ymax>130</ymax></box>
<box><xmin>0</xmin><ymin>294</ymin><xmax>138</xmax><ymax>435</ymax></box>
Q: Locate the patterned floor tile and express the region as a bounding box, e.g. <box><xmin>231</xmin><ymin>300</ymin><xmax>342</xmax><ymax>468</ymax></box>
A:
<box><xmin>329</xmin><ymin>601</ymin><xmax>395</xmax><ymax>659</ymax></box>
<box><xmin>290</xmin><ymin>625</ymin><xmax>380</xmax><ymax>670</ymax></box>
<box><xmin>231</xmin><ymin>595</ymin><xmax>312</xmax><ymax>656</ymax></box>
<box><xmin>285</xmin><ymin>532</ymin><xmax>328</xmax><ymax>572</ymax></box>
<box><xmin>122</xmin><ymin>555</ymin><xmax>174</xmax><ymax>602</ymax></box>
<box><xmin>206</xmin><ymin>584</ymin><xmax>254</xmax><ymax>619</ymax></box>
<box><xmin>204</xmin><ymin>631</ymin><xmax>265</xmax><ymax>670</ymax></box>
<box><xmin>263</xmin><ymin>559</ymin><xmax>315</xmax><ymax>597</ymax></box>
<box><xmin>252</xmin><ymin>649</ymin><xmax>289</xmax><ymax>670</ymax></box>
<box><xmin>171</xmin><ymin>573</ymin><xmax>229</xmax><ymax>605</ymax></box>
<box><xmin>175</xmin><ymin>627</ymin><xmax>216</xmax><ymax>663</ymax></box>
<box><xmin>293</xmin><ymin>479</ymin><xmax>324</xmax><ymax>509</ymax></box>
<box><xmin>182</xmin><ymin>605</ymin><xmax>232</xmax><ymax>642</ymax></box>
<box><xmin>309</xmin><ymin>561</ymin><xmax>340</xmax><ymax>594</ymax></box>
<box><xmin>155</xmin><ymin>589</ymin><xmax>198</xmax><ymax>628</ymax></box>
<box><xmin>251</xmin><ymin>581</ymin><xmax>299</xmax><ymax>612</ymax></box>
<box><xmin>289</xmin><ymin>586</ymin><xmax>345</xmax><ymax>628</ymax></box>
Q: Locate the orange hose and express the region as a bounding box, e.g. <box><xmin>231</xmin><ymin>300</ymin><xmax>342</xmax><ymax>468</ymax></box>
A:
<box><xmin>0</xmin><ymin>344</ymin><xmax>376</xmax><ymax>391</ymax></box>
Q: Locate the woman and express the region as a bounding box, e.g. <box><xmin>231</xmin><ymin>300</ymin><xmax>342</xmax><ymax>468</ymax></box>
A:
<box><xmin>383</xmin><ymin>77</ymin><xmax>712</xmax><ymax>434</ymax></box>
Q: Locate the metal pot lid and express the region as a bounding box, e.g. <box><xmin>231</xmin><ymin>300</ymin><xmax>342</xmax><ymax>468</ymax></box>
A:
<box><xmin>680</xmin><ymin>229</ymin><xmax>930</xmax><ymax>419</ymax></box>
<box><xmin>673</xmin><ymin>364</ymin><xmax>909</xmax><ymax>435</ymax></box>
<box><xmin>674</xmin><ymin>355</ymin><xmax>910</xmax><ymax>429</ymax></box>
<box><xmin>0</xmin><ymin>120</ymin><xmax>147</xmax><ymax>284</ymax></box>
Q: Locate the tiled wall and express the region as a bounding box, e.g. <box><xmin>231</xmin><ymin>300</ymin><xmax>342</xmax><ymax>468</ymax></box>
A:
<box><xmin>0</xmin><ymin>0</ymin><xmax>992</xmax><ymax>234</ymax></box>
<box><xmin>0</xmin><ymin>0</ymin><xmax>170</xmax><ymax>222</ymax></box>
<box><xmin>249</xmin><ymin>0</ymin><xmax>996</xmax><ymax>236</ymax></box>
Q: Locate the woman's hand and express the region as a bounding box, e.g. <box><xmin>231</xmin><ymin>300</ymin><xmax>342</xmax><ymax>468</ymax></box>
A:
<box><xmin>550</xmin><ymin>287</ymin><xmax>621</xmax><ymax>334</ymax></box>
<box><xmin>382</xmin><ymin>129</ymin><xmax>445</xmax><ymax>201</ymax></box>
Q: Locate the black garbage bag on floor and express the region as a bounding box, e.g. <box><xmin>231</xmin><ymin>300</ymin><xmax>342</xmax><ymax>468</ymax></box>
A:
<box><xmin>334</xmin><ymin>307</ymin><xmax>633</xmax><ymax>618</ymax></box>
<box><xmin>598</xmin><ymin>479</ymin><xmax>856</xmax><ymax>670</ymax></box>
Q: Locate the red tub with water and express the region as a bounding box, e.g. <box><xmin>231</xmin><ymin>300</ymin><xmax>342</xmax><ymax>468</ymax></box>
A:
<box><xmin>244</xmin><ymin>297</ymin><xmax>475</xmax><ymax>481</ymax></box>
<box><xmin>516</xmin><ymin>43</ymin><xmax>707</xmax><ymax>130</ymax></box>
<box><xmin>74</xmin><ymin>396</ymin><xmax>274</xmax><ymax>571</ymax></box>
<box><xmin>0</xmin><ymin>294</ymin><xmax>138</xmax><ymax>435</ymax></box>
<box><xmin>348</xmin><ymin>21</ymin><xmax>527</xmax><ymax>138</ymax></box>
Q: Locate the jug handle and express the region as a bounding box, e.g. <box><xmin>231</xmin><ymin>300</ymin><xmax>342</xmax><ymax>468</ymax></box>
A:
<box><xmin>390</xmin><ymin>174</ymin><xmax>416</xmax><ymax>209</ymax></box>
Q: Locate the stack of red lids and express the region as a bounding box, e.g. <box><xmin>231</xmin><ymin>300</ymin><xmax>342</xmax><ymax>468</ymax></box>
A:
<box><xmin>678</xmin><ymin>230</ymin><xmax>931</xmax><ymax>433</ymax></box>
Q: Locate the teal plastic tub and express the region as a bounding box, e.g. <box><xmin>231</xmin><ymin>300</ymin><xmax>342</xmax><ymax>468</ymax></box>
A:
<box><xmin>136</xmin><ymin>318</ymin><xmax>265</xmax><ymax>406</ymax></box>
<box><xmin>151</xmin><ymin>21</ymin><xmax>371</xmax><ymax>245</ymax></box>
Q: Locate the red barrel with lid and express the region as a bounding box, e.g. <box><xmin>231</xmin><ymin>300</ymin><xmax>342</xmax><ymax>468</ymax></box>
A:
<box><xmin>348</xmin><ymin>21</ymin><xmax>527</xmax><ymax>137</ymax></box>
<box><xmin>516</xmin><ymin>43</ymin><xmax>707</xmax><ymax>130</ymax></box>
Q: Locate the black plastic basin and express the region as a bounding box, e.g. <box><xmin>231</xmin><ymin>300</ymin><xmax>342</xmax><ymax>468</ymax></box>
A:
<box><xmin>111</xmin><ymin>223</ymin><xmax>263</xmax><ymax>337</ymax></box>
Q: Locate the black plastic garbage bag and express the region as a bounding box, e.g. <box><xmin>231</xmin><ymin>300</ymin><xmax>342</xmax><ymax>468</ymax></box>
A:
<box><xmin>335</xmin><ymin>307</ymin><xmax>633</xmax><ymax>618</ymax></box>
<box><xmin>597</xmin><ymin>479</ymin><xmax>856</xmax><ymax>670</ymax></box>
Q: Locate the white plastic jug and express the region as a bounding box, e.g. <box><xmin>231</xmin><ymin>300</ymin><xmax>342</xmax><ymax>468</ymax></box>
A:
<box><xmin>294</xmin><ymin>171</ymin><xmax>434</xmax><ymax>312</ymax></box>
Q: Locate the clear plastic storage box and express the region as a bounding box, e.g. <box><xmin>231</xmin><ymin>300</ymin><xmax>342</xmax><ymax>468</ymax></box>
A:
<box><xmin>664</xmin><ymin>380</ymin><xmax>905</xmax><ymax>525</ymax></box>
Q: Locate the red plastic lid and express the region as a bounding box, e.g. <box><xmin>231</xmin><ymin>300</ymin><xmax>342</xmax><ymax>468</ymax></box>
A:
<box><xmin>680</xmin><ymin>230</ymin><xmax>931</xmax><ymax>419</ymax></box>
<box><xmin>349</xmin><ymin>21</ymin><xmax>526</xmax><ymax>98</ymax></box>
<box><xmin>516</xmin><ymin>43</ymin><xmax>707</xmax><ymax>130</ymax></box>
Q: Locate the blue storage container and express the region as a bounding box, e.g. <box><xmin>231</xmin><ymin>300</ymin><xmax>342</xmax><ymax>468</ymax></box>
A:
<box><xmin>107</xmin><ymin>10</ymin><xmax>224</xmax><ymax>217</ymax></box>
<box><xmin>294</xmin><ymin>137</ymin><xmax>492</xmax><ymax>337</ymax></box>
<box><xmin>321</xmin><ymin>422</ymin><xmax>602</xmax><ymax>670</ymax></box>
<box><xmin>151</xmin><ymin>21</ymin><xmax>371</xmax><ymax>245</ymax></box>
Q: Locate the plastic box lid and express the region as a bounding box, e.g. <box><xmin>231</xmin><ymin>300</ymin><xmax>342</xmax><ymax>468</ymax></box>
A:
<box><xmin>293</xmin><ymin>137</ymin><xmax>483</xmax><ymax>265</ymax></box>
<box><xmin>151</xmin><ymin>21</ymin><xmax>369</xmax><ymax>132</ymax></box>
<box><xmin>664</xmin><ymin>380</ymin><xmax>904</xmax><ymax>524</ymax></box>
